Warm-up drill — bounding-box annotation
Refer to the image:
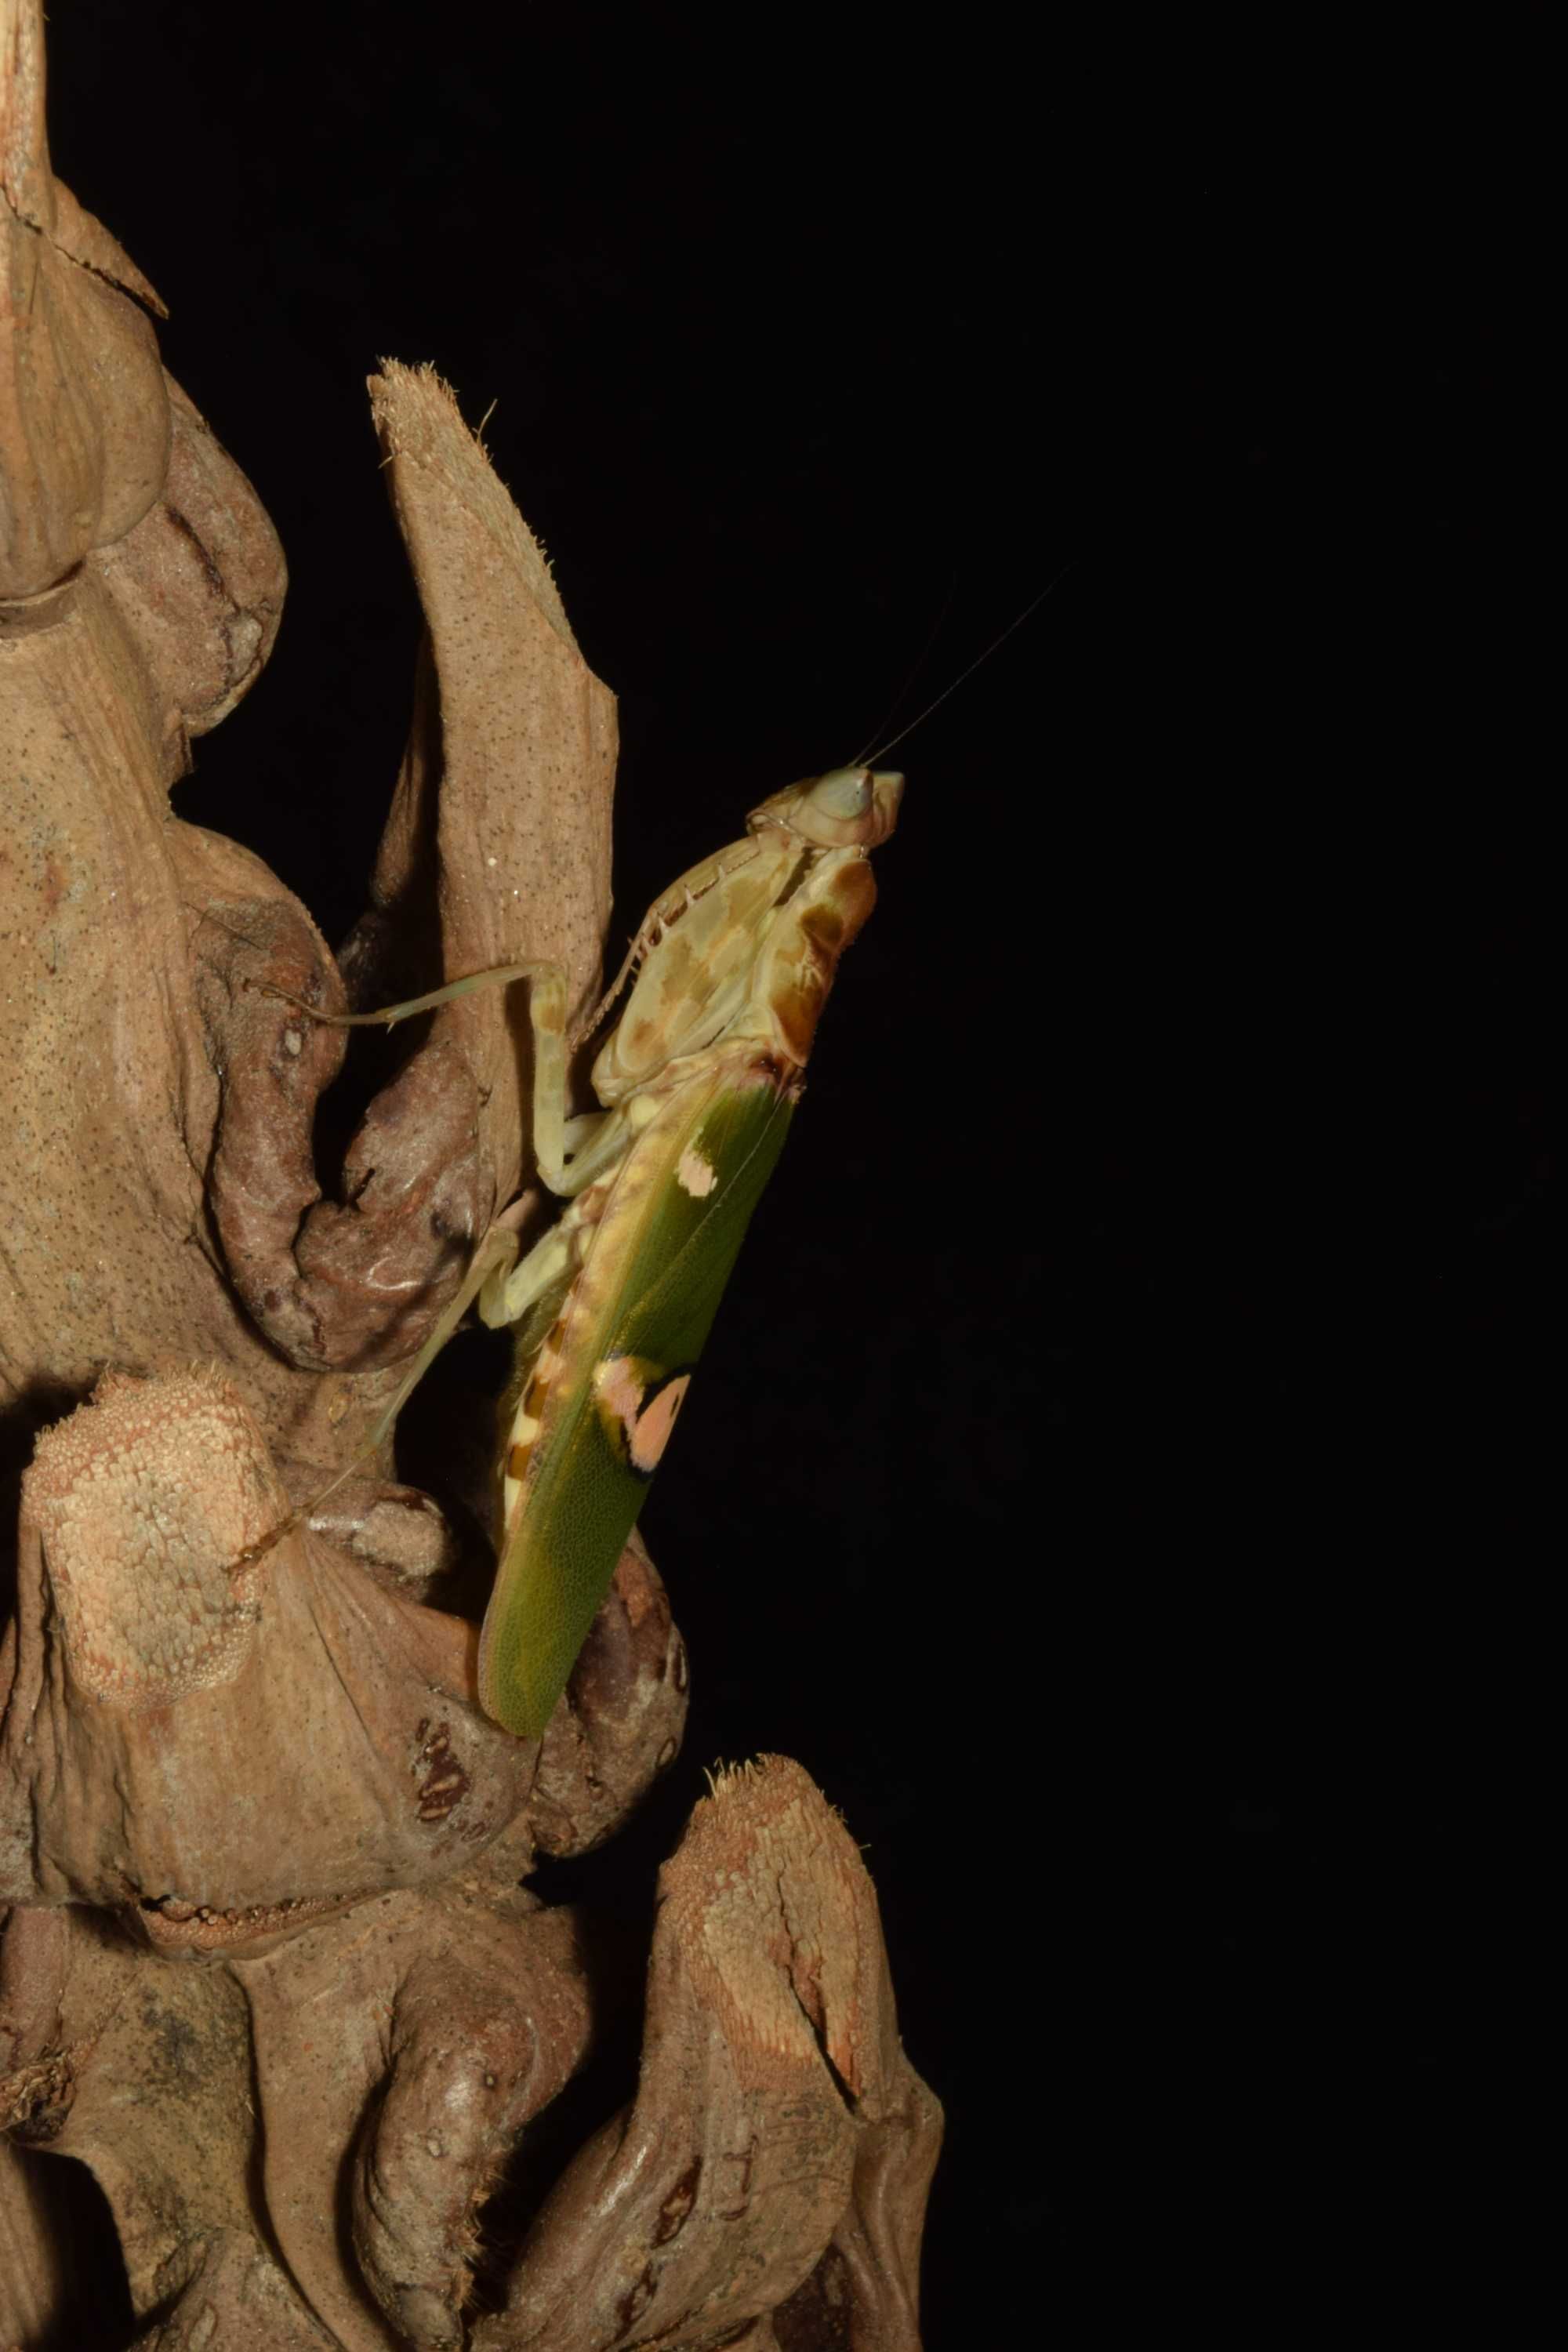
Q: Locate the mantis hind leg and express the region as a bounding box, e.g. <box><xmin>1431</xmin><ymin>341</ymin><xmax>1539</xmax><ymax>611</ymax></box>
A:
<box><xmin>284</xmin><ymin>1217</ymin><xmax>522</xmax><ymax>1535</ymax></box>
<box><xmin>359</xmin><ymin>1222</ymin><xmax>522</xmax><ymax>1463</ymax></box>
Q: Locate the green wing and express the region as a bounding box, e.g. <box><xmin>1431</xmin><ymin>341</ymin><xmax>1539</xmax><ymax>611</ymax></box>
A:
<box><xmin>478</xmin><ymin>1065</ymin><xmax>794</xmax><ymax>1737</ymax></box>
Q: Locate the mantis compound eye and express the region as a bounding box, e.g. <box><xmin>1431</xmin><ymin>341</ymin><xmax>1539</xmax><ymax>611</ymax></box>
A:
<box><xmin>808</xmin><ymin>767</ymin><xmax>875</xmax><ymax>821</ymax></box>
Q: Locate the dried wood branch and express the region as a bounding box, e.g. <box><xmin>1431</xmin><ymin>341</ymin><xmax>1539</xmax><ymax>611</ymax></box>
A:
<box><xmin>0</xmin><ymin>6</ymin><xmax>938</xmax><ymax>2344</ymax></box>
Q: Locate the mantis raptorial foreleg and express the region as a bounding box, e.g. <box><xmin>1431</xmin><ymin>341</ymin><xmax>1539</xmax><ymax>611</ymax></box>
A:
<box><xmin>477</xmin><ymin>1221</ymin><xmax>574</xmax><ymax>1331</ymax></box>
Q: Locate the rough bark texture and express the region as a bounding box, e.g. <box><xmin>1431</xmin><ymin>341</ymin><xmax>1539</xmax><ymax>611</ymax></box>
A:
<box><xmin>0</xmin><ymin>6</ymin><xmax>938</xmax><ymax>2344</ymax></box>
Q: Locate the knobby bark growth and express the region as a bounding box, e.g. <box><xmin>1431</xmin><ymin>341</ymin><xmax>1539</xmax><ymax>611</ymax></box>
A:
<box><xmin>0</xmin><ymin>8</ymin><xmax>939</xmax><ymax>2347</ymax></box>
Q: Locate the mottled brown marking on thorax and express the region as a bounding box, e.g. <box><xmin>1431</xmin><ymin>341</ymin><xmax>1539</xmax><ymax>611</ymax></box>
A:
<box><xmin>826</xmin><ymin>854</ymin><xmax>877</xmax><ymax>938</ymax></box>
<box><xmin>799</xmin><ymin>899</ymin><xmax>847</xmax><ymax>957</ymax></box>
<box><xmin>766</xmin><ymin>855</ymin><xmax>878</xmax><ymax>1064</ymax></box>
<box><xmin>727</xmin><ymin>871</ymin><xmax>774</xmax><ymax>920</ymax></box>
<box><xmin>771</xmin><ymin>960</ymin><xmax>828</xmax><ymax>1063</ymax></box>
<box><xmin>662</xmin><ymin>934</ymin><xmax>697</xmax><ymax>991</ymax></box>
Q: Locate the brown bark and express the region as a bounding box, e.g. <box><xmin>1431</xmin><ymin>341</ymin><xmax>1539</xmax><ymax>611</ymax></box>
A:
<box><xmin>0</xmin><ymin>6</ymin><xmax>938</xmax><ymax>2344</ymax></box>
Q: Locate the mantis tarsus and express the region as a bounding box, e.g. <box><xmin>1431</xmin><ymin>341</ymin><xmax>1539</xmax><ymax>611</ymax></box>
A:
<box><xmin>278</xmin><ymin>764</ymin><xmax>902</xmax><ymax>1738</ymax></box>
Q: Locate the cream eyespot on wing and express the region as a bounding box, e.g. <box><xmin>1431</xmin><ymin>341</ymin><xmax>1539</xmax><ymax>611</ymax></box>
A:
<box><xmin>677</xmin><ymin>1144</ymin><xmax>718</xmax><ymax>1197</ymax></box>
<box><xmin>592</xmin><ymin>1354</ymin><xmax>694</xmax><ymax>1477</ymax></box>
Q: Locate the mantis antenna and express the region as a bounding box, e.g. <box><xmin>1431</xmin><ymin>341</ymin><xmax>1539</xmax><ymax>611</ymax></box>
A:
<box><xmin>863</xmin><ymin>557</ymin><xmax>1078</xmax><ymax>767</ymax></box>
<box><xmin>847</xmin><ymin>573</ymin><xmax>958</xmax><ymax>770</ymax></box>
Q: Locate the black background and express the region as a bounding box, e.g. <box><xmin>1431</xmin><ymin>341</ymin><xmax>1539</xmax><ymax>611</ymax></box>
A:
<box><xmin>42</xmin><ymin>7</ymin><xmax>1541</xmax><ymax>2340</ymax></box>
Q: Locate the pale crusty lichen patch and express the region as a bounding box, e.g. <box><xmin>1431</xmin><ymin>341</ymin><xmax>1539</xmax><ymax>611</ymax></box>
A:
<box><xmin>22</xmin><ymin>1368</ymin><xmax>285</xmax><ymax>1709</ymax></box>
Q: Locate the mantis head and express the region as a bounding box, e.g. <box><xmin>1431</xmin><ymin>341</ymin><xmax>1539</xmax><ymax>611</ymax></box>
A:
<box><xmin>748</xmin><ymin>767</ymin><xmax>904</xmax><ymax>851</ymax></box>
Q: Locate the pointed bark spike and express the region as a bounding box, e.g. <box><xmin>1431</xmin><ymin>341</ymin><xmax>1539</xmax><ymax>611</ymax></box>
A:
<box><xmin>0</xmin><ymin>0</ymin><xmax>169</xmax><ymax>596</ymax></box>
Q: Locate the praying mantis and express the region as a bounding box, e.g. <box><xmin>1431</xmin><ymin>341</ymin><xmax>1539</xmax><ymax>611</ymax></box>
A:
<box><xmin>285</xmin><ymin>764</ymin><xmax>902</xmax><ymax>1739</ymax></box>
